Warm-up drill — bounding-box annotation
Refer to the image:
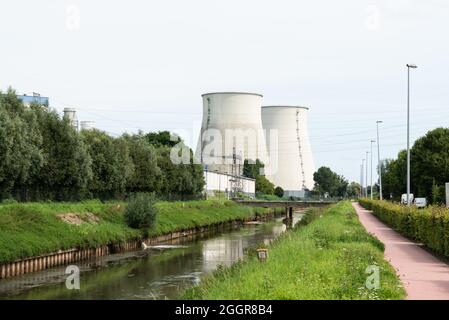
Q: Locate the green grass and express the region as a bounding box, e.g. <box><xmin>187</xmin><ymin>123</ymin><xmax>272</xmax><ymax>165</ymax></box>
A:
<box><xmin>182</xmin><ymin>201</ymin><xmax>405</xmax><ymax>300</ymax></box>
<box><xmin>0</xmin><ymin>199</ymin><xmax>278</xmax><ymax>264</ymax></box>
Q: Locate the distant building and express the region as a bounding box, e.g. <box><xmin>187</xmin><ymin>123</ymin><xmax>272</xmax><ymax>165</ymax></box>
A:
<box><xmin>17</xmin><ymin>93</ymin><xmax>49</xmax><ymax>107</ymax></box>
<box><xmin>203</xmin><ymin>169</ymin><xmax>255</xmax><ymax>198</ymax></box>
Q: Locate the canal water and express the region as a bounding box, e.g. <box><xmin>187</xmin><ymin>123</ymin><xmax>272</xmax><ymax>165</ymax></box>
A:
<box><xmin>0</xmin><ymin>211</ymin><xmax>303</xmax><ymax>300</ymax></box>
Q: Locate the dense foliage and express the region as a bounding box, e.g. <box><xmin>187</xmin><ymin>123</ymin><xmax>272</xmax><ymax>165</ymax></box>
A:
<box><xmin>313</xmin><ymin>166</ymin><xmax>350</xmax><ymax>197</ymax></box>
<box><xmin>0</xmin><ymin>89</ymin><xmax>204</xmax><ymax>201</ymax></box>
<box><xmin>243</xmin><ymin>159</ymin><xmax>277</xmax><ymax>196</ymax></box>
<box><xmin>359</xmin><ymin>198</ymin><xmax>449</xmax><ymax>257</ymax></box>
<box><xmin>124</xmin><ymin>193</ymin><xmax>158</xmax><ymax>230</ymax></box>
<box><xmin>381</xmin><ymin>128</ymin><xmax>449</xmax><ymax>203</ymax></box>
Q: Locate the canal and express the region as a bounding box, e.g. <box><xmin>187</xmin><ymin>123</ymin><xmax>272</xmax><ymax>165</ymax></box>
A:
<box><xmin>0</xmin><ymin>211</ymin><xmax>303</xmax><ymax>300</ymax></box>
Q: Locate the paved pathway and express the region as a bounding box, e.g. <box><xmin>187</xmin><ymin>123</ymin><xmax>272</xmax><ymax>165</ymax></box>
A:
<box><xmin>352</xmin><ymin>202</ymin><xmax>449</xmax><ymax>300</ymax></box>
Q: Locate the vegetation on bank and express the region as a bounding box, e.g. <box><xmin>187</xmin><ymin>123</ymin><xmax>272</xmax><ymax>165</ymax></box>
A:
<box><xmin>380</xmin><ymin>128</ymin><xmax>449</xmax><ymax>203</ymax></box>
<box><xmin>359</xmin><ymin>198</ymin><xmax>449</xmax><ymax>257</ymax></box>
<box><xmin>182</xmin><ymin>201</ymin><xmax>405</xmax><ymax>300</ymax></box>
<box><xmin>0</xmin><ymin>200</ymin><xmax>279</xmax><ymax>264</ymax></box>
<box><xmin>0</xmin><ymin>89</ymin><xmax>204</xmax><ymax>202</ymax></box>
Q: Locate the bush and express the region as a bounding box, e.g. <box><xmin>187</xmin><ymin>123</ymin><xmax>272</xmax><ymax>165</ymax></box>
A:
<box><xmin>124</xmin><ymin>193</ymin><xmax>158</xmax><ymax>230</ymax></box>
<box><xmin>359</xmin><ymin>198</ymin><xmax>449</xmax><ymax>257</ymax></box>
<box><xmin>274</xmin><ymin>186</ymin><xmax>284</xmax><ymax>198</ymax></box>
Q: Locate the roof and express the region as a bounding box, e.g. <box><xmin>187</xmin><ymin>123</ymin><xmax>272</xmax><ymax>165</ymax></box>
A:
<box><xmin>262</xmin><ymin>105</ymin><xmax>309</xmax><ymax>110</ymax></box>
<box><xmin>201</xmin><ymin>92</ymin><xmax>263</xmax><ymax>97</ymax></box>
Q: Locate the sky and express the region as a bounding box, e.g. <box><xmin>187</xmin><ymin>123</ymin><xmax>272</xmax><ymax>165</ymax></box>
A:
<box><xmin>1</xmin><ymin>0</ymin><xmax>449</xmax><ymax>183</ymax></box>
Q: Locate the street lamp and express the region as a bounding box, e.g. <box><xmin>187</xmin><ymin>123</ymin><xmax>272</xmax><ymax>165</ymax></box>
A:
<box><xmin>370</xmin><ymin>140</ymin><xmax>375</xmax><ymax>200</ymax></box>
<box><xmin>365</xmin><ymin>151</ymin><xmax>369</xmax><ymax>197</ymax></box>
<box><xmin>361</xmin><ymin>159</ymin><xmax>365</xmax><ymax>198</ymax></box>
<box><xmin>376</xmin><ymin>121</ymin><xmax>383</xmax><ymax>200</ymax></box>
<box><xmin>406</xmin><ymin>63</ymin><xmax>418</xmax><ymax>206</ymax></box>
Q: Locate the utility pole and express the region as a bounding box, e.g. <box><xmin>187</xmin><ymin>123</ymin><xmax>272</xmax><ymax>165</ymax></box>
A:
<box><xmin>361</xmin><ymin>159</ymin><xmax>365</xmax><ymax>198</ymax></box>
<box><xmin>406</xmin><ymin>64</ymin><xmax>418</xmax><ymax>206</ymax></box>
<box><xmin>370</xmin><ymin>140</ymin><xmax>375</xmax><ymax>200</ymax></box>
<box><xmin>365</xmin><ymin>151</ymin><xmax>369</xmax><ymax>197</ymax></box>
<box><xmin>376</xmin><ymin>121</ymin><xmax>383</xmax><ymax>200</ymax></box>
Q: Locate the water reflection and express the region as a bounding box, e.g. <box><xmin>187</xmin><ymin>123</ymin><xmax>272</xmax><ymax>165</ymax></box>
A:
<box><xmin>0</xmin><ymin>211</ymin><xmax>303</xmax><ymax>300</ymax></box>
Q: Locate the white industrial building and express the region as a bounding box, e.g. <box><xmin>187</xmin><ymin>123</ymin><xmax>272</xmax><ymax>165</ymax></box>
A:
<box><xmin>195</xmin><ymin>92</ymin><xmax>270</xmax><ymax>176</ymax></box>
<box><xmin>203</xmin><ymin>170</ymin><xmax>255</xmax><ymax>198</ymax></box>
<box><xmin>262</xmin><ymin>106</ymin><xmax>315</xmax><ymax>197</ymax></box>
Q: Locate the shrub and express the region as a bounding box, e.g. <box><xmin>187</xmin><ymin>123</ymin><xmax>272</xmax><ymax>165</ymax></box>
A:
<box><xmin>358</xmin><ymin>198</ymin><xmax>449</xmax><ymax>257</ymax></box>
<box><xmin>274</xmin><ymin>186</ymin><xmax>284</xmax><ymax>198</ymax></box>
<box><xmin>124</xmin><ymin>193</ymin><xmax>158</xmax><ymax>230</ymax></box>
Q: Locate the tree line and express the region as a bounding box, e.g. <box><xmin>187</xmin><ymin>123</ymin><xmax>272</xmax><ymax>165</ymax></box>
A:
<box><xmin>312</xmin><ymin>166</ymin><xmax>360</xmax><ymax>198</ymax></box>
<box><xmin>381</xmin><ymin>127</ymin><xmax>449</xmax><ymax>204</ymax></box>
<box><xmin>0</xmin><ymin>89</ymin><xmax>204</xmax><ymax>202</ymax></box>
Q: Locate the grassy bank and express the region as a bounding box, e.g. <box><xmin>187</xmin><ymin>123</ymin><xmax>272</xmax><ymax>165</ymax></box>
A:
<box><xmin>0</xmin><ymin>200</ymin><xmax>278</xmax><ymax>264</ymax></box>
<box><xmin>182</xmin><ymin>201</ymin><xmax>405</xmax><ymax>300</ymax></box>
<box><xmin>359</xmin><ymin>198</ymin><xmax>449</xmax><ymax>257</ymax></box>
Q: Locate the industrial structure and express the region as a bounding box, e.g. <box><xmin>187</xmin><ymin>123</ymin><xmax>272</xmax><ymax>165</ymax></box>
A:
<box><xmin>80</xmin><ymin>121</ymin><xmax>96</xmax><ymax>131</ymax></box>
<box><xmin>195</xmin><ymin>92</ymin><xmax>315</xmax><ymax>198</ymax></box>
<box><xmin>16</xmin><ymin>93</ymin><xmax>49</xmax><ymax>107</ymax></box>
<box><xmin>203</xmin><ymin>169</ymin><xmax>255</xmax><ymax>198</ymax></box>
<box><xmin>195</xmin><ymin>92</ymin><xmax>270</xmax><ymax>175</ymax></box>
<box><xmin>261</xmin><ymin>106</ymin><xmax>315</xmax><ymax>197</ymax></box>
<box><xmin>63</xmin><ymin>107</ymin><xmax>79</xmax><ymax>131</ymax></box>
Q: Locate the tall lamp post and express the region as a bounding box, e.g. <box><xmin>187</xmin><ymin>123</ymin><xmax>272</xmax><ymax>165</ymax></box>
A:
<box><xmin>370</xmin><ymin>140</ymin><xmax>375</xmax><ymax>199</ymax></box>
<box><xmin>406</xmin><ymin>64</ymin><xmax>418</xmax><ymax>206</ymax></box>
<box><xmin>361</xmin><ymin>159</ymin><xmax>365</xmax><ymax>198</ymax></box>
<box><xmin>365</xmin><ymin>151</ymin><xmax>369</xmax><ymax>197</ymax></box>
<box><xmin>376</xmin><ymin>121</ymin><xmax>383</xmax><ymax>200</ymax></box>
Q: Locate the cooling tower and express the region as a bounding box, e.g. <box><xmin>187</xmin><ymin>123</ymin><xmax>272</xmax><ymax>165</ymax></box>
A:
<box><xmin>195</xmin><ymin>92</ymin><xmax>269</xmax><ymax>175</ymax></box>
<box><xmin>63</xmin><ymin>107</ymin><xmax>78</xmax><ymax>131</ymax></box>
<box><xmin>262</xmin><ymin>106</ymin><xmax>315</xmax><ymax>197</ymax></box>
<box><xmin>80</xmin><ymin>121</ymin><xmax>95</xmax><ymax>131</ymax></box>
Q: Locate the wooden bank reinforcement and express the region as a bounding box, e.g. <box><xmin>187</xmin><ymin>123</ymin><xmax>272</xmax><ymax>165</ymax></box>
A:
<box><xmin>0</xmin><ymin>214</ymin><xmax>274</xmax><ymax>279</ymax></box>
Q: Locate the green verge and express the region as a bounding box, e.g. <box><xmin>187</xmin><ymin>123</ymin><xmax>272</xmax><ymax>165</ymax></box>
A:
<box><xmin>182</xmin><ymin>201</ymin><xmax>405</xmax><ymax>300</ymax></box>
<box><xmin>0</xmin><ymin>199</ymin><xmax>279</xmax><ymax>264</ymax></box>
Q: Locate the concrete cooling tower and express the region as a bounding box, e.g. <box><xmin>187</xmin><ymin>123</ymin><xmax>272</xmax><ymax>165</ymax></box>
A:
<box><xmin>195</xmin><ymin>92</ymin><xmax>269</xmax><ymax>175</ymax></box>
<box><xmin>262</xmin><ymin>106</ymin><xmax>315</xmax><ymax>197</ymax></box>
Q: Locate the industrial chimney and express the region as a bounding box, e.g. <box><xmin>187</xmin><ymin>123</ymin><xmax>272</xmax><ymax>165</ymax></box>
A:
<box><xmin>63</xmin><ymin>108</ymin><xmax>79</xmax><ymax>131</ymax></box>
<box><xmin>262</xmin><ymin>106</ymin><xmax>315</xmax><ymax>197</ymax></box>
<box><xmin>195</xmin><ymin>92</ymin><xmax>270</xmax><ymax>175</ymax></box>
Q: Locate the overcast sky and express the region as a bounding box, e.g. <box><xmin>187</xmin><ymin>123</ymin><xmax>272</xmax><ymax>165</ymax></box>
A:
<box><xmin>1</xmin><ymin>0</ymin><xmax>449</xmax><ymax>183</ymax></box>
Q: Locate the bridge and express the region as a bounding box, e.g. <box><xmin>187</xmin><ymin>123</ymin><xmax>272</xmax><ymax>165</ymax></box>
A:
<box><xmin>234</xmin><ymin>200</ymin><xmax>337</xmax><ymax>219</ymax></box>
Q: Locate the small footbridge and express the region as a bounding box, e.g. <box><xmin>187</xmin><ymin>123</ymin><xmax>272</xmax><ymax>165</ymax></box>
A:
<box><xmin>234</xmin><ymin>199</ymin><xmax>337</xmax><ymax>219</ymax></box>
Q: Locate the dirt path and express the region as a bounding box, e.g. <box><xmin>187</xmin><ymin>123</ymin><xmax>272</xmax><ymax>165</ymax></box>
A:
<box><xmin>352</xmin><ymin>202</ymin><xmax>449</xmax><ymax>300</ymax></box>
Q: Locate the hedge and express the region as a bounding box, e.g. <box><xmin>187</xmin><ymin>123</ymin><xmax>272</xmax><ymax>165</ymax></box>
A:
<box><xmin>358</xmin><ymin>198</ymin><xmax>449</xmax><ymax>257</ymax></box>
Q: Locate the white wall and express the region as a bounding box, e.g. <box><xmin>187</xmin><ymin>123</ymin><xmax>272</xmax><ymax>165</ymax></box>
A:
<box><xmin>203</xmin><ymin>170</ymin><xmax>255</xmax><ymax>197</ymax></box>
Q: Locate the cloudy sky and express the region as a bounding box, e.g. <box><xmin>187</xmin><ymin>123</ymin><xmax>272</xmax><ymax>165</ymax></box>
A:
<box><xmin>1</xmin><ymin>0</ymin><xmax>448</xmax><ymax>182</ymax></box>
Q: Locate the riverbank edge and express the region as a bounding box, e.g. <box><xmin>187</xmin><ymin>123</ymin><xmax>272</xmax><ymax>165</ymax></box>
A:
<box><xmin>181</xmin><ymin>201</ymin><xmax>406</xmax><ymax>300</ymax></box>
<box><xmin>0</xmin><ymin>204</ymin><xmax>283</xmax><ymax>279</ymax></box>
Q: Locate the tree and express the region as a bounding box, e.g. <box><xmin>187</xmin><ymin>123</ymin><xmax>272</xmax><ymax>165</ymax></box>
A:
<box><xmin>81</xmin><ymin>130</ymin><xmax>134</xmax><ymax>199</ymax></box>
<box><xmin>274</xmin><ymin>186</ymin><xmax>284</xmax><ymax>198</ymax></box>
<box><xmin>243</xmin><ymin>159</ymin><xmax>265</xmax><ymax>179</ymax></box>
<box><xmin>123</xmin><ymin>134</ymin><xmax>162</xmax><ymax>194</ymax></box>
<box><xmin>313</xmin><ymin>166</ymin><xmax>349</xmax><ymax>197</ymax></box>
<box><xmin>256</xmin><ymin>175</ymin><xmax>275</xmax><ymax>195</ymax></box>
<box><xmin>411</xmin><ymin>128</ymin><xmax>449</xmax><ymax>203</ymax></box>
<box><xmin>347</xmin><ymin>182</ymin><xmax>361</xmax><ymax>198</ymax></box>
